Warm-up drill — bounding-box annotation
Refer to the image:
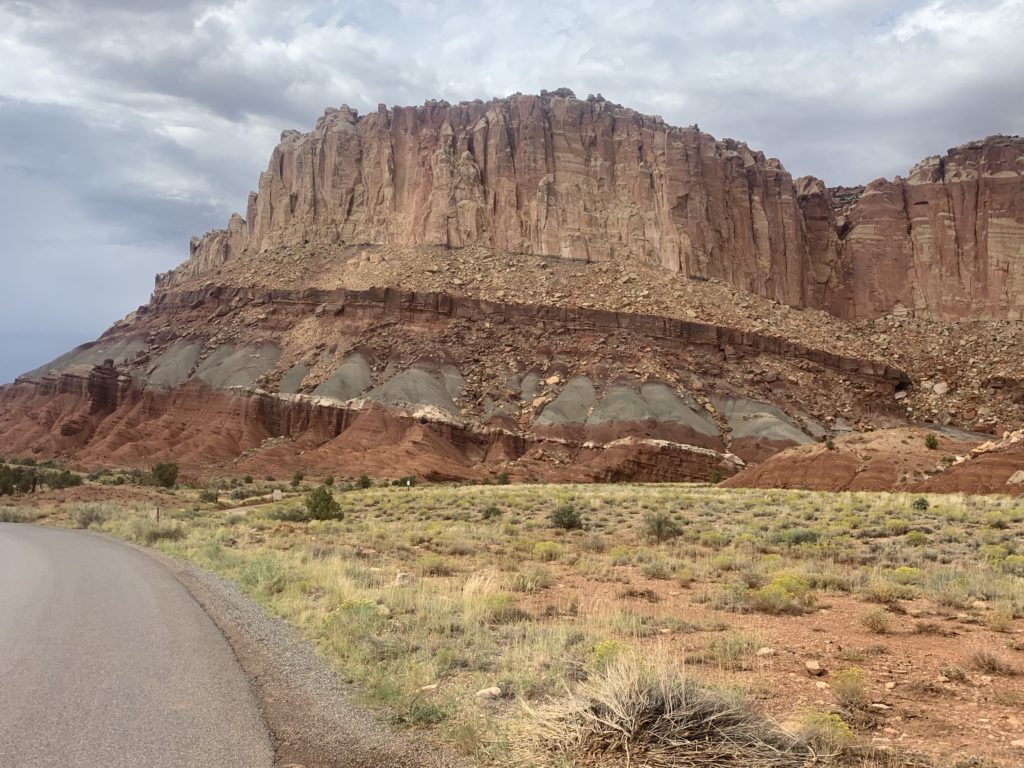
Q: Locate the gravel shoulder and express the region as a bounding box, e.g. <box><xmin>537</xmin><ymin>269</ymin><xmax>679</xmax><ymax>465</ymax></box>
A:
<box><xmin>144</xmin><ymin>546</ymin><xmax>468</xmax><ymax>768</ymax></box>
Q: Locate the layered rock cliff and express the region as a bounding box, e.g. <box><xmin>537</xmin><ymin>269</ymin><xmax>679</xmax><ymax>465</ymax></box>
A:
<box><xmin>5</xmin><ymin>90</ymin><xmax>1024</xmax><ymax>487</ymax></box>
<box><xmin>162</xmin><ymin>90</ymin><xmax>1024</xmax><ymax>322</ymax></box>
<box><xmin>834</xmin><ymin>137</ymin><xmax>1024</xmax><ymax>320</ymax></box>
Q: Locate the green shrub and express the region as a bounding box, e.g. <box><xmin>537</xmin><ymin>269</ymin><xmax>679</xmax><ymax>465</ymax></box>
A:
<box><xmin>799</xmin><ymin>711</ymin><xmax>854</xmax><ymax>752</ymax></box>
<box><xmin>481</xmin><ymin>505</ymin><xmax>503</xmax><ymax>520</ymax></box>
<box><xmin>989</xmin><ymin>604</ymin><xmax>1014</xmax><ymax>632</ymax></box>
<box><xmin>41</xmin><ymin>469</ymin><xmax>83</xmax><ymax>490</ymax></box>
<box><xmin>699</xmin><ymin>529</ymin><xmax>729</xmax><ymax>548</ymax></box>
<box><xmin>73</xmin><ymin>504</ymin><xmax>107</xmax><ymax>529</ymax></box>
<box><xmin>912</xmin><ymin>496</ymin><xmax>930</xmax><ymax>511</ymax></box>
<box><xmin>151</xmin><ymin>462</ymin><xmax>179</xmax><ymax>488</ymax></box>
<box><xmin>586</xmin><ymin>639</ymin><xmax>625</xmax><ymax>671</ymax></box>
<box><xmin>749</xmin><ymin>574</ymin><xmax>817</xmax><ymax>615</ymax></box>
<box><xmin>643</xmin><ymin>511</ymin><xmax>682</xmax><ymax>543</ymax></box>
<box><xmin>356</xmin><ymin>473</ymin><xmax>373</xmax><ymax>489</ymax></box>
<box><xmin>495</xmin><ymin>471</ymin><xmax>510</xmax><ymax>485</ymax></box>
<box><xmin>291</xmin><ymin>471</ymin><xmax>304</xmax><ymax>488</ymax></box>
<box><xmin>271</xmin><ymin>506</ymin><xmax>312</xmax><ymax>522</ymax></box>
<box><xmin>925</xmin><ymin>432</ymin><xmax>938</xmax><ymax>450</ymax></box>
<box><xmin>772</xmin><ymin>526</ymin><xmax>819</xmax><ymax>546</ymax></box>
<box><xmin>0</xmin><ymin>464</ymin><xmax>40</xmax><ymax>495</ymax></box>
<box><xmin>904</xmin><ymin>530</ymin><xmax>928</xmax><ymax>546</ymax></box>
<box><xmin>883</xmin><ymin>517</ymin><xmax>910</xmax><ymax>536</ymax></box>
<box><xmin>864</xmin><ymin>575</ymin><xmax>915</xmax><ymax>603</ymax></box>
<box><xmin>551</xmin><ymin>504</ymin><xmax>584</xmax><ymax>530</ymax></box>
<box><xmin>324</xmin><ymin>475</ymin><xmax>334</xmax><ymax>486</ymax></box>
<box><xmin>198</xmin><ymin>489</ymin><xmax>219</xmax><ymax>503</ymax></box>
<box><xmin>640</xmin><ymin>559</ymin><xmax>673</xmax><ymax>580</ymax></box>
<box><xmin>240</xmin><ymin>554</ymin><xmax>287</xmax><ymax>595</ymax></box>
<box><xmin>984</xmin><ymin>511</ymin><xmax>1009</xmax><ymax>529</ymax></box>
<box><xmin>303</xmin><ymin>485</ymin><xmax>342</xmax><ymax>521</ymax></box>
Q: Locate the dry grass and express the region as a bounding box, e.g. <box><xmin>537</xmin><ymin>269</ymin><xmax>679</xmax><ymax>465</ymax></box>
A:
<box><xmin>968</xmin><ymin>649</ymin><xmax>1018</xmax><ymax>677</ymax></box>
<box><xmin>23</xmin><ymin>482</ymin><xmax>1024</xmax><ymax>766</ymax></box>
<box><xmin>514</xmin><ymin>653</ymin><xmax>810</xmax><ymax>768</ymax></box>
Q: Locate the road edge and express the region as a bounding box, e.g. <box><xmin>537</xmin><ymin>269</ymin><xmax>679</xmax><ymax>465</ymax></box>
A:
<box><xmin>136</xmin><ymin>543</ymin><xmax>466</xmax><ymax>768</ymax></box>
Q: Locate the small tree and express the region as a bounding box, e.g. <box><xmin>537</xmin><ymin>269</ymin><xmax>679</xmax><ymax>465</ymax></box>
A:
<box><xmin>357</xmin><ymin>473</ymin><xmax>372</xmax><ymax>489</ymax></box>
<box><xmin>495</xmin><ymin>471</ymin><xmax>510</xmax><ymax>485</ymax></box>
<box><xmin>291</xmin><ymin>471</ymin><xmax>304</xmax><ymax>488</ymax></box>
<box><xmin>324</xmin><ymin>475</ymin><xmax>334</xmax><ymax>487</ymax></box>
<box><xmin>925</xmin><ymin>433</ymin><xmax>938</xmax><ymax>450</ymax></box>
<box><xmin>304</xmin><ymin>485</ymin><xmax>342</xmax><ymax>521</ymax></box>
<box><xmin>151</xmin><ymin>462</ymin><xmax>179</xmax><ymax>488</ymax></box>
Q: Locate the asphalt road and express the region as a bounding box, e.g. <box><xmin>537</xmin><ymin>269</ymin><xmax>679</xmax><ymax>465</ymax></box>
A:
<box><xmin>0</xmin><ymin>524</ymin><xmax>275</xmax><ymax>768</ymax></box>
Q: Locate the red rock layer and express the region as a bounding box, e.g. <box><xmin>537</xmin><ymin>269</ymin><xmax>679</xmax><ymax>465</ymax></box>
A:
<box><xmin>0</xmin><ymin>371</ymin><xmax>737</xmax><ymax>484</ymax></box>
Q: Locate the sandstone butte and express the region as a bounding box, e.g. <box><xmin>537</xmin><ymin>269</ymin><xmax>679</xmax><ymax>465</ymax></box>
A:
<box><xmin>2</xmin><ymin>89</ymin><xmax>1023</xmax><ymax>491</ymax></box>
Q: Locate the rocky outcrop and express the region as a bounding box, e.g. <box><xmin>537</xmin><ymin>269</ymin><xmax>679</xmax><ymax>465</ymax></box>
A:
<box><xmin>721</xmin><ymin>427</ymin><xmax>987</xmax><ymax>492</ymax></box>
<box><xmin>159</xmin><ymin>91</ymin><xmax>1024</xmax><ymax>322</ymax></box>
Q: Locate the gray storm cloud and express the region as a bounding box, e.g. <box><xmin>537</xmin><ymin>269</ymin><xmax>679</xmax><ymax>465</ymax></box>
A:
<box><xmin>1</xmin><ymin>0</ymin><xmax>1022</xmax><ymax>382</ymax></box>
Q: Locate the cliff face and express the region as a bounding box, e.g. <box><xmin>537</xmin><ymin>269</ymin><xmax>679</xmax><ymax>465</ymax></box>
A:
<box><xmin>163</xmin><ymin>90</ymin><xmax>825</xmax><ymax>310</ymax></box>
<box><xmin>837</xmin><ymin>137</ymin><xmax>1024</xmax><ymax>320</ymax></box>
<box><xmin>162</xmin><ymin>91</ymin><xmax>1024</xmax><ymax>321</ymax></box>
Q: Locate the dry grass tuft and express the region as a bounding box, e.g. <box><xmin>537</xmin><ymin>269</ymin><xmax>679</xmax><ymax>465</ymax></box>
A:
<box><xmin>513</xmin><ymin>653</ymin><xmax>810</xmax><ymax>767</ymax></box>
<box><xmin>968</xmin><ymin>648</ymin><xmax>1018</xmax><ymax>676</ymax></box>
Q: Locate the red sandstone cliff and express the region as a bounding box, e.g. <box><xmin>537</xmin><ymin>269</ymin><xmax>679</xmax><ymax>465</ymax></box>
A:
<box><xmin>834</xmin><ymin>137</ymin><xmax>1024</xmax><ymax>320</ymax></box>
<box><xmin>161</xmin><ymin>90</ymin><xmax>824</xmax><ymax>310</ymax></box>
<box><xmin>162</xmin><ymin>90</ymin><xmax>1024</xmax><ymax>322</ymax></box>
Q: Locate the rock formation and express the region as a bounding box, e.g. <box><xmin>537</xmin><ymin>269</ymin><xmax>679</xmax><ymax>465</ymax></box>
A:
<box><xmin>163</xmin><ymin>91</ymin><xmax>1024</xmax><ymax>322</ymax></box>
<box><xmin>4</xmin><ymin>90</ymin><xmax>1024</xmax><ymax>487</ymax></box>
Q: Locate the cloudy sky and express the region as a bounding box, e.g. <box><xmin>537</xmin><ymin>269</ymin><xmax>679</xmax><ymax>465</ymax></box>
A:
<box><xmin>1</xmin><ymin>0</ymin><xmax>1022</xmax><ymax>382</ymax></box>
